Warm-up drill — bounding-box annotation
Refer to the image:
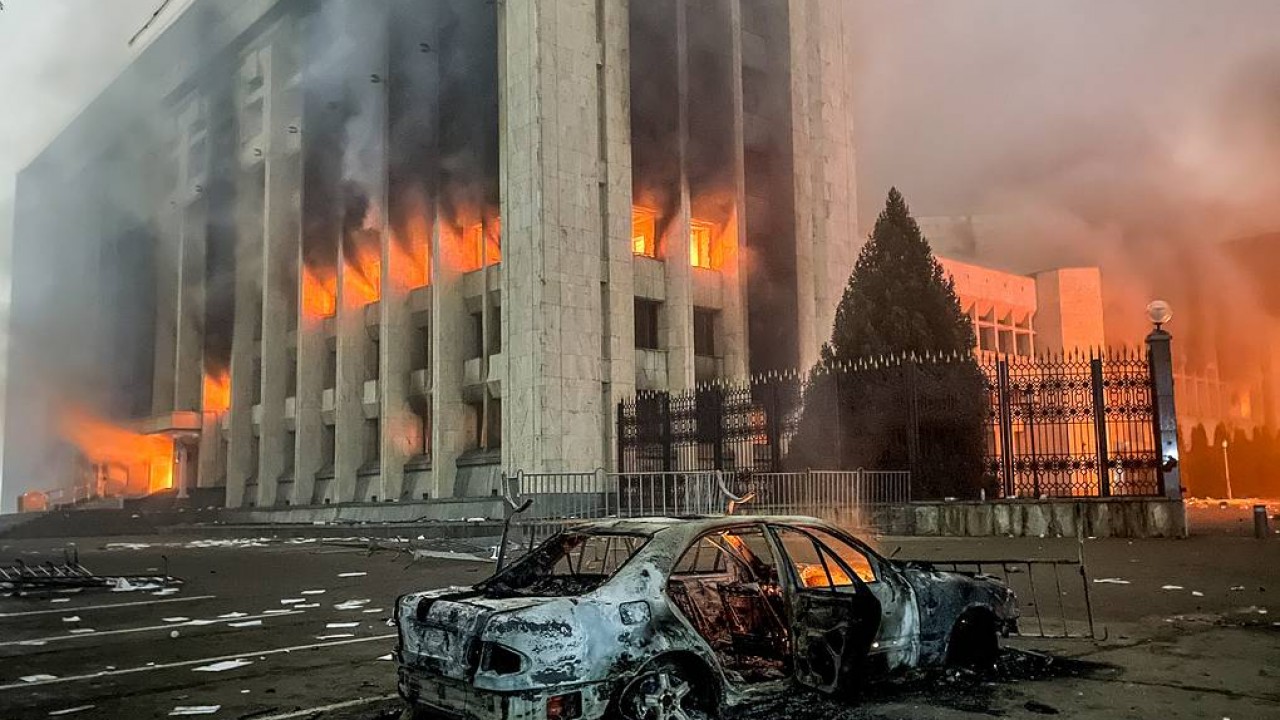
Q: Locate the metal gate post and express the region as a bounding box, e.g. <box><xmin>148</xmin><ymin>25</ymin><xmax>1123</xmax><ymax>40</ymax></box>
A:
<box><xmin>713</xmin><ymin>384</ymin><xmax>726</xmax><ymax>471</ymax></box>
<box><xmin>997</xmin><ymin>360</ymin><xmax>1015</xmax><ymax>497</ymax></box>
<box><xmin>616</xmin><ymin>401</ymin><xmax>625</xmax><ymax>473</ymax></box>
<box><xmin>1089</xmin><ymin>357</ymin><xmax>1112</xmax><ymax>497</ymax></box>
<box><xmin>1147</xmin><ymin>327</ymin><xmax>1183</xmax><ymax>501</ymax></box>
<box><xmin>768</xmin><ymin>382</ymin><xmax>782</xmax><ymax>472</ymax></box>
<box><xmin>661</xmin><ymin>393</ymin><xmax>674</xmax><ymax>472</ymax></box>
<box><xmin>905</xmin><ymin>362</ymin><xmax>921</xmax><ymax>478</ymax></box>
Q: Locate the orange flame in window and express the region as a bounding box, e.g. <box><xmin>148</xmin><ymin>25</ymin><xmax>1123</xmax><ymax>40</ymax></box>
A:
<box><xmin>302</xmin><ymin>265</ymin><xmax>337</xmax><ymax>318</ymax></box>
<box><xmin>203</xmin><ymin>370</ymin><xmax>230</xmax><ymax>413</ymax></box>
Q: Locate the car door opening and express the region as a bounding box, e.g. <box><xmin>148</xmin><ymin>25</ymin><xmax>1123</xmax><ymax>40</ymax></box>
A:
<box><xmin>665</xmin><ymin>527</ymin><xmax>792</xmax><ymax>684</ymax></box>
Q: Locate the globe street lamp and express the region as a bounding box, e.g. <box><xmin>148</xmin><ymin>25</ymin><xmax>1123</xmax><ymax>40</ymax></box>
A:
<box><xmin>1147</xmin><ymin>300</ymin><xmax>1173</xmax><ymax>330</ymax></box>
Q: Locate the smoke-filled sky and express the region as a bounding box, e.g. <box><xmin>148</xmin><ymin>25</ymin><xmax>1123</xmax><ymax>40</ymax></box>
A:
<box><xmin>852</xmin><ymin>0</ymin><xmax>1280</xmax><ymax>356</ymax></box>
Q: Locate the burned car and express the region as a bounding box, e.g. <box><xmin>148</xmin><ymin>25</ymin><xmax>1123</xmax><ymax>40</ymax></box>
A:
<box><xmin>395</xmin><ymin>516</ymin><xmax>1018</xmax><ymax>720</ymax></box>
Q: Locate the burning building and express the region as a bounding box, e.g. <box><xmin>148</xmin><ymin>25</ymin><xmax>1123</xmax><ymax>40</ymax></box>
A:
<box><xmin>4</xmin><ymin>0</ymin><xmax>856</xmax><ymax>510</ymax></box>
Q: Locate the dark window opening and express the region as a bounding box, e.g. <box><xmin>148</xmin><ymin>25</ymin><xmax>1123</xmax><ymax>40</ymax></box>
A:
<box><xmin>412</xmin><ymin>325</ymin><xmax>429</xmax><ymax>371</ymax></box>
<box><xmin>364</xmin><ymin>419</ymin><xmax>380</xmax><ymax>464</ymax></box>
<box><xmin>283</xmin><ymin>431</ymin><xmax>296</xmax><ymax>473</ymax></box>
<box><xmin>694</xmin><ymin>307</ymin><xmax>718</xmax><ymax>357</ymax></box>
<box><xmin>635</xmin><ymin>299</ymin><xmax>661</xmax><ymax>350</ymax></box>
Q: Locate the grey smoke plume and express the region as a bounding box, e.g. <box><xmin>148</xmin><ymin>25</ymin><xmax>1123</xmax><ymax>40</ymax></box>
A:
<box><xmin>852</xmin><ymin>0</ymin><xmax>1280</xmax><ymax>380</ymax></box>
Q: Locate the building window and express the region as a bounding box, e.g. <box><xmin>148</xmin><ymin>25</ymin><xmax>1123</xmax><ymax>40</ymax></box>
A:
<box><xmin>469</xmin><ymin>312</ymin><xmax>484</xmax><ymax>359</ymax></box>
<box><xmin>690</xmin><ymin>221</ymin><xmax>715</xmax><ymax>269</ymax></box>
<box><xmin>635</xmin><ymin>299</ymin><xmax>662</xmax><ymax>350</ymax></box>
<box><xmin>412</xmin><ymin>325</ymin><xmax>429</xmax><ymax>371</ymax></box>
<box><xmin>487</xmin><ymin>399</ymin><xmax>502</xmax><ymax>449</ymax></box>
<box><xmin>694</xmin><ymin>307</ymin><xmax>718</xmax><ymax>357</ymax></box>
<box><xmin>321</xmin><ymin>423</ymin><xmax>336</xmax><ymax>467</ymax></box>
<box><xmin>488</xmin><ymin>302</ymin><xmax>502</xmax><ymax>354</ymax></box>
<box><xmin>632</xmin><ymin>207</ymin><xmax>657</xmax><ymax>258</ymax></box>
<box><xmin>283</xmin><ymin>432</ymin><xmax>296</xmax><ymax>474</ymax></box>
<box><xmin>286</xmin><ymin>349</ymin><xmax>298</xmax><ymax>398</ymax></box>
<box><xmin>364</xmin><ymin>419</ymin><xmax>380</xmax><ymax>464</ymax></box>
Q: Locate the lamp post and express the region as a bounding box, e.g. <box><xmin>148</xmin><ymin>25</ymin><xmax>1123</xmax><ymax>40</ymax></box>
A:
<box><xmin>1221</xmin><ymin>439</ymin><xmax>1233</xmax><ymax>501</ymax></box>
<box><xmin>1145</xmin><ymin>300</ymin><xmax>1183</xmax><ymax>502</ymax></box>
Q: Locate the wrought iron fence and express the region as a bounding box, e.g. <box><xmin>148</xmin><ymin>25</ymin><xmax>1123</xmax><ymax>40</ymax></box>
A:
<box><xmin>618</xmin><ymin>348</ymin><xmax>1165</xmax><ymax>499</ymax></box>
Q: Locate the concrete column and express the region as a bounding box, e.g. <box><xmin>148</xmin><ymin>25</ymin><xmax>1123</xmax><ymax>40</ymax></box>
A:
<box><xmin>257</xmin><ymin>33</ymin><xmax>302</xmax><ymax>508</ymax></box>
<box><xmin>334</xmin><ymin>8</ymin><xmax>388</xmax><ymax>503</ymax></box>
<box><xmin>787</xmin><ymin>0</ymin><xmax>858</xmax><ymax>371</ymax></box>
<box><xmin>175</xmin><ymin>199</ymin><xmax>208</xmax><ymax>411</ymax></box>
<box><xmin>152</xmin><ymin>199</ymin><xmax>180</xmax><ymax>415</ymax></box>
<box><xmin>431</xmin><ymin>222</ymin><xmax>468</xmax><ymax>498</ymax></box>
<box><xmin>500</xmin><ymin>0</ymin><xmax>630</xmax><ymax>474</ymax></box>
<box><xmin>664</xmin><ymin>0</ymin><xmax>696</xmax><ymax>392</ymax></box>
<box><xmin>599</xmin><ymin>0</ymin><xmax>637</xmax><ymax>469</ymax></box>
<box><xmin>721</xmin><ymin>0</ymin><xmax>750</xmax><ymax>379</ymax></box>
<box><xmin>1148</xmin><ymin>328</ymin><xmax>1184</xmax><ymax>502</ymax></box>
<box><xmin>226</xmin><ymin>161</ymin><xmax>264</xmax><ymax>508</ymax></box>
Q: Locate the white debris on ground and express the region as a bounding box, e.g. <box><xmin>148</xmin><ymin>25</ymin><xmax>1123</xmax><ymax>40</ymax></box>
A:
<box><xmin>326</xmin><ymin>622</ymin><xmax>359</xmax><ymax>629</ymax></box>
<box><xmin>262</xmin><ymin>609</ymin><xmax>292</xmax><ymax>615</ymax></box>
<box><xmin>61</xmin><ymin>616</ymin><xmax>81</xmax><ymax>622</ymax></box>
<box><xmin>68</xmin><ymin>628</ymin><xmax>96</xmax><ymax>634</ymax></box>
<box><xmin>152</xmin><ymin>588</ymin><xmax>181</xmax><ymax>596</ymax></box>
<box><xmin>1193</xmin><ymin>591</ymin><xmax>1205</xmax><ymax>597</ymax></box>
<box><xmin>50</xmin><ymin>598</ymin><xmax>71</xmax><ymax>604</ymax></box>
<box><xmin>47</xmin><ymin>705</ymin><xmax>95</xmax><ymax>716</ymax></box>
<box><xmin>169</xmin><ymin>706</ymin><xmax>221</xmax><ymax>716</ymax></box>
<box><xmin>20</xmin><ymin>674</ymin><xmax>58</xmax><ymax>683</ymax></box>
<box><xmin>217</xmin><ymin>612</ymin><xmax>248</xmax><ymax>619</ymax></box>
<box><xmin>378</xmin><ymin>653</ymin><xmax>393</xmax><ymax>661</ymax></box>
<box><xmin>301</xmin><ymin>589</ymin><xmax>326</xmax><ymax>595</ymax></box>
<box><xmin>163</xmin><ymin>617</ymin><xmax>190</xmax><ymax>623</ymax></box>
<box><xmin>362</xmin><ymin>608</ymin><xmax>384</xmax><ymax>614</ymax></box>
<box><xmin>1230</xmin><ymin>585</ymin><xmax>1246</xmax><ymax>591</ymax></box>
<box><xmin>229</xmin><ymin>620</ymin><xmax>263</xmax><ymax>628</ymax></box>
<box><xmin>1093</xmin><ymin>578</ymin><xmax>1131</xmax><ymax>585</ymax></box>
<box><xmin>280</xmin><ymin>598</ymin><xmax>305</xmax><ymax>605</ymax></box>
<box><xmin>192</xmin><ymin>659</ymin><xmax>253</xmax><ymax>673</ymax></box>
<box><xmin>337</xmin><ymin>572</ymin><xmax>367</xmax><ymax>578</ymax></box>
<box><xmin>334</xmin><ymin>599</ymin><xmax>371</xmax><ymax>611</ymax></box>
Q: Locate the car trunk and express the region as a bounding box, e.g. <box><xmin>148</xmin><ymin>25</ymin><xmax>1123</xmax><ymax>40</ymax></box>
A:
<box><xmin>398</xmin><ymin>590</ymin><xmax>553</xmax><ymax>681</ymax></box>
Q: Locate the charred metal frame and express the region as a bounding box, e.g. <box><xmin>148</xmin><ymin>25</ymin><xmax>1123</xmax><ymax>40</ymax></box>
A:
<box><xmin>924</xmin><ymin>556</ymin><xmax>1098</xmax><ymax>640</ymax></box>
<box><xmin>0</xmin><ymin>549</ymin><xmax>184</xmax><ymax>596</ymax></box>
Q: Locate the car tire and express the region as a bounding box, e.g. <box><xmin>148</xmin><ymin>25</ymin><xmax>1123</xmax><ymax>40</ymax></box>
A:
<box><xmin>945</xmin><ymin>610</ymin><xmax>1000</xmax><ymax>670</ymax></box>
<box><xmin>618</xmin><ymin>657</ymin><xmax>717</xmax><ymax>720</ymax></box>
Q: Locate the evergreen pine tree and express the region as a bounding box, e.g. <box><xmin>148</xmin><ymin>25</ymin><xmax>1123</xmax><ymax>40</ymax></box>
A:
<box><xmin>788</xmin><ymin>189</ymin><xmax>989</xmax><ymax>498</ymax></box>
<box><xmin>823</xmin><ymin>187</ymin><xmax>975</xmax><ymax>363</ymax></box>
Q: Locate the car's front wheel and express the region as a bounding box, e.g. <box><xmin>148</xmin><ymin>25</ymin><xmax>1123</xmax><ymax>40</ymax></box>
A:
<box><xmin>619</xmin><ymin>658</ymin><xmax>716</xmax><ymax>720</ymax></box>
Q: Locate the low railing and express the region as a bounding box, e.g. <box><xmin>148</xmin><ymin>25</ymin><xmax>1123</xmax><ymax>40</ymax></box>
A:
<box><xmin>503</xmin><ymin>468</ymin><xmax>910</xmax><ymax>524</ymax></box>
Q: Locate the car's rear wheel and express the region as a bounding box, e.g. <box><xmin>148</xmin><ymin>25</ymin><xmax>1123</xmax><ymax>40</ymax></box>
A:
<box><xmin>945</xmin><ymin>610</ymin><xmax>1000</xmax><ymax>670</ymax></box>
<box><xmin>619</xmin><ymin>658</ymin><xmax>716</xmax><ymax>720</ymax></box>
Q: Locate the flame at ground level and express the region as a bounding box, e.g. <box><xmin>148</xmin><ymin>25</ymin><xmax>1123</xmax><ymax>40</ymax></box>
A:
<box><xmin>58</xmin><ymin>409</ymin><xmax>174</xmax><ymax>495</ymax></box>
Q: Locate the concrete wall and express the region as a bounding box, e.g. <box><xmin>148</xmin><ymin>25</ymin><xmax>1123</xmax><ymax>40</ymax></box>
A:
<box><xmin>867</xmin><ymin>498</ymin><xmax>1188</xmax><ymax>539</ymax></box>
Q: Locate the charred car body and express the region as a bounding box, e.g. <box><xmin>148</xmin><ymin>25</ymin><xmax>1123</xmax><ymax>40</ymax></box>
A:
<box><xmin>395</xmin><ymin>516</ymin><xmax>1018</xmax><ymax>720</ymax></box>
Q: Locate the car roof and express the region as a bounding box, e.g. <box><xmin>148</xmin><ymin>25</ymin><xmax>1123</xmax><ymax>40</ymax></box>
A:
<box><xmin>563</xmin><ymin>515</ymin><xmax>830</xmax><ymax>537</ymax></box>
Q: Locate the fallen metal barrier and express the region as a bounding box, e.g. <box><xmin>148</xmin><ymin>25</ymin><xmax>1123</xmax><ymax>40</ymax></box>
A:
<box><xmin>0</xmin><ymin>548</ymin><xmax>184</xmax><ymax>596</ymax></box>
<box><xmin>923</xmin><ymin>557</ymin><xmax>1098</xmax><ymax>640</ymax></box>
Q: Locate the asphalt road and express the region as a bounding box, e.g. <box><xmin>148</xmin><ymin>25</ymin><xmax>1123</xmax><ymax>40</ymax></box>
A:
<box><xmin>1</xmin><ymin>533</ymin><xmax>1277</xmax><ymax>720</ymax></box>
